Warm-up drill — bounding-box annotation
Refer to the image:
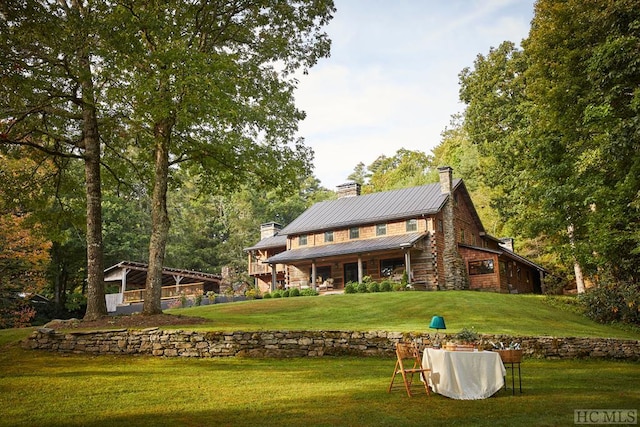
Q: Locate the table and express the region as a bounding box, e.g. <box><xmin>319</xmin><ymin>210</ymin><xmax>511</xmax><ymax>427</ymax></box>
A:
<box><xmin>422</xmin><ymin>348</ymin><xmax>506</xmax><ymax>400</ymax></box>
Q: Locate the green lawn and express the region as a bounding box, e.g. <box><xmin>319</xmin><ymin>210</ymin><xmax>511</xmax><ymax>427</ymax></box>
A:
<box><xmin>169</xmin><ymin>291</ymin><xmax>638</xmax><ymax>339</ymax></box>
<box><xmin>1</xmin><ymin>292</ymin><xmax>638</xmax><ymax>426</ymax></box>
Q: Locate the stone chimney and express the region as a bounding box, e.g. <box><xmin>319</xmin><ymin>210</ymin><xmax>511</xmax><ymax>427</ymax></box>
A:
<box><xmin>437</xmin><ymin>166</ymin><xmax>469</xmax><ymax>290</ymax></box>
<box><xmin>499</xmin><ymin>237</ymin><xmax>514</xmax><ymax>252</ymax></box>
<box><xmin>438</xmin><ymin>166</ymin><xmax>453</xmax><ymax>194</ymax></box>
<box><xmin>336</xmin><ymin>182</ymin><xmax>361</xmax><ymax>198</ymax></box>
<box><xmin>260</xmin><ymin>222</ymin><xmax>282</xmax><ymax>240</ymax></box>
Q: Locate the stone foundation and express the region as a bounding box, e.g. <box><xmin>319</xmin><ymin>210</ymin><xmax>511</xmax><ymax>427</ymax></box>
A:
<box><xmin>22</xmin><ymin>328</ymin><xmax>640</xmax><ymax>360</ymax></box>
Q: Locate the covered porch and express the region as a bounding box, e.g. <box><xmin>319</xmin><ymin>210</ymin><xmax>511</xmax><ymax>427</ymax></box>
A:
<box><xmin>103</xmin><ymin>261</ymin><xmax>222</xmax><ymax>312</ymax></box>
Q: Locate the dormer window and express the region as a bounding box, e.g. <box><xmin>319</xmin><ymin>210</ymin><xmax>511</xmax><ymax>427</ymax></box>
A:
<box><xmin>349</xmin><ymin>227</ymin><xmax>359</xmax><ymax>239</ymax></box>
<box><xmin>406</xmin><ymin>219</ymin><xmax>417</xmax><ymax>232</ymax></box>
<box><xmin>324</xmin><ymin>231</ymin><xmax>334</xmax><ymax>243</ymax></box>
<box><xmin>299</xmin><ymin>234</ymin><xmax>308</xmax><ymax>246</ymax></box>
<box><xmin>376</xmin><ymin>224</ymin><xmax>387</xmax><ymax>236</ymax></box>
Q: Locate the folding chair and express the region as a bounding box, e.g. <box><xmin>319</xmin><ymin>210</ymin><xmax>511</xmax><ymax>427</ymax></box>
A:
<box><xmin>388</xmin><ymin>342</ymin><xmax>431</xmax><ymax>397</ymax></box>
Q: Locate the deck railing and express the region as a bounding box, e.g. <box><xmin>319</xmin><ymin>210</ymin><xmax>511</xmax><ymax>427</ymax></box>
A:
<box><xmin>248</xmin><ymin>262</ymin><xmax>285</xmax><ymax>276</ymax></box>
<box><xmin>122</xmin><ymin>282</ymin><xmax>205</xmax><ymax>303</ymax></box>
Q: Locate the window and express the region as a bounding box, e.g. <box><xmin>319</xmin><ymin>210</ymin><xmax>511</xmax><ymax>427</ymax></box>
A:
<box><xmin>468</xmin><ymin>259</ymin><xmax>495</xmax><ymax>275</ymax></box>
<box><xmin>406</xmin><ymin>219</ymin><xmax>417</xmax><ymax>232</ymax></box>
<box><xmin>376</xmin><ymin>223</ymin><xmax>387</xmax><ymax>236</ymax></box>
<box><xmin>460</xmin><ymin>229</ymin><xmax>465</xmax><ymax>243</ymax></box>
<box><xmin>324</xmin><ymin>231</ymin><xmax>334</xmax><ymax>243</ymax></box>
<box><xmin>349</xmin><ymin>227</ymin><xmax>359</xmax><ymax>239</ymax></box>
<box><xmin>299</xmin><ymin>234</ymin><xmax>308</xmax><ymax>246</ymax></box>
<box><xmin>380</xmin><ymin>258</ymin><xmax>405</xmax><ymax>277</ymax></box>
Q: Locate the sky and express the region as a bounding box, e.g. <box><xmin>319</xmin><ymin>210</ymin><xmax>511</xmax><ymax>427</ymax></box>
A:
<box><xmin>294</xmin><ymin>0</ymin><xmax>536</xmax><ymax>190</ymax></box>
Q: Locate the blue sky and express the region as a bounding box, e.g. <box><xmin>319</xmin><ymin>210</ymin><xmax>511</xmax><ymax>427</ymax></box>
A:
<box><xmin>294</xmin><ymin>0</ymin><xmax>535</xmax><ymax>190</ymax></box>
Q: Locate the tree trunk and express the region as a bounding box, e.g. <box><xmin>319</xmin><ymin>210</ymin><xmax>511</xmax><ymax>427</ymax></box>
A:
<box><xmin>81</xmin><ymin>52</ymin><xmax>107</xmax><ymax>321</ymax></box>
<box><xmin>567</xmin><ymin>223</ymin><xmax>586</xmax><ymax>294</ymax></box>
<box><xmin>142</xmin><ymin>118</ymin><xmax>173</xmax><ymax>315</ymax></box>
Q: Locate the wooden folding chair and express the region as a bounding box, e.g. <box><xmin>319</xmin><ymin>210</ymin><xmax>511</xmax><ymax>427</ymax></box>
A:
<box><xmin>388</xmin><ymin>342</ymin><xmax>431</xmax><ymax>397</ymax></box>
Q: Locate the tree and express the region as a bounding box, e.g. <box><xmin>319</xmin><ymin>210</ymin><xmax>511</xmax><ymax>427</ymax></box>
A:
<box><xmin>361</xmin><ymin>149</ymin><xmax>434</xmax><ymax>193</ymax></box>
<box><xmin>1</xmin><ymin>1</ymin><xmax>111</xmax><ymax>319</ymax></box>
<box><xmin>105</xmin><ymin>1</ymin><xmax>335</xmax><ymax>314</ymax></box>
<box><xmin>459</xmin><ymin>0</ymin><xmax>640</xmax><ymax>289</ymax></box>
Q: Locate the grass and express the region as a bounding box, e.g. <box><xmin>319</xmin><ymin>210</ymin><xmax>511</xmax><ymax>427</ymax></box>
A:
<box><xmin>0</xmin><ymin>343</ymin><xmax>638</xmax><ymax>427</ymax></box>
<box><xmin>1</xmin><ymin>292</ymin><xmax>638</xmax><ymax>426</ymax></box>
<box><xmin>168</xmin><ymin>291</ymin><xmax>639</xmax><ymax>339</ymax></box>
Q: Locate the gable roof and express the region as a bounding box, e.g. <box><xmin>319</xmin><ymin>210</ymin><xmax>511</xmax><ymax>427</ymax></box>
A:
<box><xmin>458</xmin><ymin>243</ymin><xmax>547</xmax><ymax>272</ymax></box>
<box><xmin>280</xmin><ymin>179</ymin><xmax>463</xmax><ymax>235</ymax></box>
<box><xmin>103</xmin><ymin>261</ymin><xmax>222</xmax><ymax>287</ymax></box>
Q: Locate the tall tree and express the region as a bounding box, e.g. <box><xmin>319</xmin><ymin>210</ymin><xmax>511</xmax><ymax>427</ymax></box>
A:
<box><xmin>0</xmin><ymin>1</ymin><xmax>111</xmax><ymax>319</ymax></box>
<box><xmin>106</xmin><ymin>1</ymin><xmax>335</xmax><ymax>314</ymax></box>
<box><xmin>459</xmin><ymin>0</ymin><xmax>640</xmax><ymax>288</ymax></box>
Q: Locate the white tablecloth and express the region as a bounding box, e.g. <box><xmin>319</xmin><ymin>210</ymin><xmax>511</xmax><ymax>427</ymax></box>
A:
<box><xmin>422</xmin><ymin>348</ymin><xmax>506</xmax><ymax>400</ymax></box>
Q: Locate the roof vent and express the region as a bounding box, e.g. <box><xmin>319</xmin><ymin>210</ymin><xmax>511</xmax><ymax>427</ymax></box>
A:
<box><xmin>336</xmin><ymin>182</ymin><xmax>361</xmax><ymax>198</ymax></box>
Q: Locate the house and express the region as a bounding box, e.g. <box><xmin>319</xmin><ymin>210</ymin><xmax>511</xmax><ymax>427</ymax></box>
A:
<box><xmin>245</xmin><ymin>167</ymin><xmax>545</xmax><ymax>294</ymax></box>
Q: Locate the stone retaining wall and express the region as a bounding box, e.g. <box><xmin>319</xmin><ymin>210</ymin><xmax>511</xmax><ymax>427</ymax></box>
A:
<box><xmin>23</xmin><ymin>328</ymin><xmax>640</xmax><ymax>360</ymax></box>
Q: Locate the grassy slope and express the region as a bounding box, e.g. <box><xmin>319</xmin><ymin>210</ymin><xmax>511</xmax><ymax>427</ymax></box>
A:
<box><xmin>169</xmin><ymin>291</ymin><xmax>639</xmax><ymax>340</ymax></box>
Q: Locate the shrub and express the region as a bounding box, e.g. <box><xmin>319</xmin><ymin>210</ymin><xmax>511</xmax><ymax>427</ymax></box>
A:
<box><xmin>282</xmin><ymin>289</ymin><xmax>290</xmax><ymax>298</ymax></box>
<box><xmin>300</xmin><ymin>288</ymin><xmax>319</xmax><ymax>297</ymax></box>
<box><xmin>263</xmin><ymin>292</ymin><xmax>272</xmax><ymax>299</ymax></box>
<box><xmin>368</xmin><ymin>282</ymin><xmax>380</xmax><ymax>293</ymax></box>
<box><xmin>289</xmin><ymin>287</ymin><xmax>300</xmax><ymax>297</ymax></box>
<box><xmin>272</xmin><ymin>290</ymin><xmax>282</xmax><ymax>298</ymax></box>
<box><xmin>392</xmin><ymin>282</ymin><xmax>405</xmax><ymax>292</ymax></box>
<box><xmin>579</xmin><ymin>281</ymin><xmax>640</xmax><ymax>325</ymax></box>
<box><xmin>195</xmin><ymin>294</ymin><xmax>203</xmax><ymax>306</ymax></box>
<box><xmin>380</xmin><ymin>280</ymin><xmax>393</xmax><ymax>292</ymax></box>
<box><xmin>344</xmin><ymin>283</ymin><xmax>358</xmax><ymax>294</ymax></box>
<box><xmin>356</xmin><ymin>282</ymin><xmax>368</xmax><ymax>293</ymax></box>
<box><xmin>245</xmin><ymin>288</ymin><xmax>259</xmax><ymax>300</ymax></box>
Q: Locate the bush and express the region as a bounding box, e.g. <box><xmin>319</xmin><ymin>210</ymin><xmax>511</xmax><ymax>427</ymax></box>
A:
<box><xmin>380</xmin><ymin>280</ymin><xmax>393</xmax><ymax>292</ymax></box>
<box><xmin>344</xmin><ymin>283</ymin><xmax>358</xmax><ymax>294</ymax></box>
<box><xmin>289</xmin><ymin>287</ymin><xmax>300</xmax><ymax>297</ymax></box>
<box><xmin>245</xmin><ymin>288</ymin><xmax>260</xmax><ymax>300</ymax></box>
<box><xmin>263</xmin><ymin>292</ymin><xmax>272</xmax><ymax>299</ymax></box>
<box><xmin>300</xmin><ymin>288</ymin><xmax>319</xmax><ymax>297</ymax></box>
<box><xmin>282</xmin><ymin>289</ymin><xmax>290</xmax><ymax>298</ymax></box>
<box><xmin>272</xmin><ymin>290</ymin><xmax>282</xmax><ymax>298</ymax></box>
<box><xmin>356</xmin><ymin>282</ymin><xmax>368</xmax><ymax>293</ymax></box>
<box><xmin>579</xmin><ymin>281</ymin><xmax>640</xmax><ymax>325</ymax></box>
<box><xmin>368</xmin><ymin>282</ymin><xmax>380</xmax><ymax>293</ymax></box>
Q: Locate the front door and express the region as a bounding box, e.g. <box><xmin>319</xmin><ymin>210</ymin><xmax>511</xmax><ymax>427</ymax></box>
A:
<box><xmin>344</xmin><ymin>262</ymin><xmax>359</xmax><ymax>284</ymax></box>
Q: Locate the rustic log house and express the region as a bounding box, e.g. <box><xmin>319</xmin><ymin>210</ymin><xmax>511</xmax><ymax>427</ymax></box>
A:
<box><xmin>245</xmin><ymin>167</ymin><xmax>545</xmax><ymax>294</ymax></box>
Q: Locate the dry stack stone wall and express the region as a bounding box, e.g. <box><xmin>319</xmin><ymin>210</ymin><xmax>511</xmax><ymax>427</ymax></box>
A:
<box><xmin>23</xmin><ymin>328</ymin><xmax>640</xmax><ymax>360</ymax></box>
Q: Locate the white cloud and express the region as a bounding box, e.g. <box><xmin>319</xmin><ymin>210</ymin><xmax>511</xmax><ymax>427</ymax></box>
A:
<box><xmin>295</xmin><ymin>0</ymin><xmax>535</xmax><ymax>190</ymax></box>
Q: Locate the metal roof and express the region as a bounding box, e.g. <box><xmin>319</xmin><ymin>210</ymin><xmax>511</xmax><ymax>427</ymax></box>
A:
<box><xmin>244</xmin><ymin>234</ymin><xmax>287</xmax><ymax>251</ymax></box>
<box><xmin>279</xmin><ymin>180</ymin><xmax>461</xmax><ymax>235</ymax></box>
<box><xmin>103</xmin><ymin>261</ymin><xmax>222</xmax><ymax>287</ymax></box>
<box><xmin>266</xmin><ymin>232</ymin><xmax>427</xmax><ymax>264</ymax></box>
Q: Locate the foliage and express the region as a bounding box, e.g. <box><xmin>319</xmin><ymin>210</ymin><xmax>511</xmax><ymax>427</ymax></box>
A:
<box><xmin>245</xmin><ymin>288</ymin><xmax>260</xmax><ymax>300</ymax></box>
<box><xmin>289</xmin><ymin>288</ymin><xmax>300</xmax><ymax>297</ymax></box>
<box><xmin>379</xmin><ymin>281</ymin><xmax>393</xmax><ymax>292</ymax></box>
<box><xmin>367</xmin><ymin>282</ymin><xmax>380</xmax><ymax>293</ymax></box>
<box><xmin>459</xmin><ymin>1</ymin><xmax>640</xmax><ymax>287</ymax></box>
<box><xmin>64</xmin><ymin>293</ymin><xmax>86</xmax><ymax>313</ymax></box>
<box><xmin>579</xmin><ymin>281</ymin><xmax>640</xmax><ymax>326</ymax></box>
<box><xmin>300</xmin><ymin>288</ymin><xmax>319</xmax><ymax>297</ymax></box>
<box><xmin>344</xmin><ymin>283</ymin><xmax>357</xmax><ymax>294</ymax></box>
<box><xmin>356</xmin><ymin>283</ymin><xmax>369</xmax><ymax>293</ymax></box>
<box><xmin>455</xmin><ymin>327</ymin><xmax>479</xmax><ymax>343</ymax></box>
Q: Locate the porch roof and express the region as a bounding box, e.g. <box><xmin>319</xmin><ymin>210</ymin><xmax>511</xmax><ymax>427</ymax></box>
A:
<box><xmin>265</xmin><ymin>232</ymin><xmax>426</xmax><ymax>264</ymax></box>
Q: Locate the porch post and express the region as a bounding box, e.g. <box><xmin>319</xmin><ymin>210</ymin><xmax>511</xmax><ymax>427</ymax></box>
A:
<box><xmin>271</xmin><ymin>264</ymin><xmax>277</xmax><ymax>292</ymax></box>
<box><xmin>357</xmin><ymin>255</ymin><xmax>363</xmax><ymax>284</ymax></box>
<box><xmin>121</xmin><ymin>268</ymin><xmax>130</xmax><ymax>294</ymax></box>
<box><xmin>311</xmin><ymin>261</ymin><xmax>317</xmax><ymax>291</ymax></box>
<box><xmin>404</xmin><ymin>249</ymin><xmax>412</xmax><ymax>282</ymax></box>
